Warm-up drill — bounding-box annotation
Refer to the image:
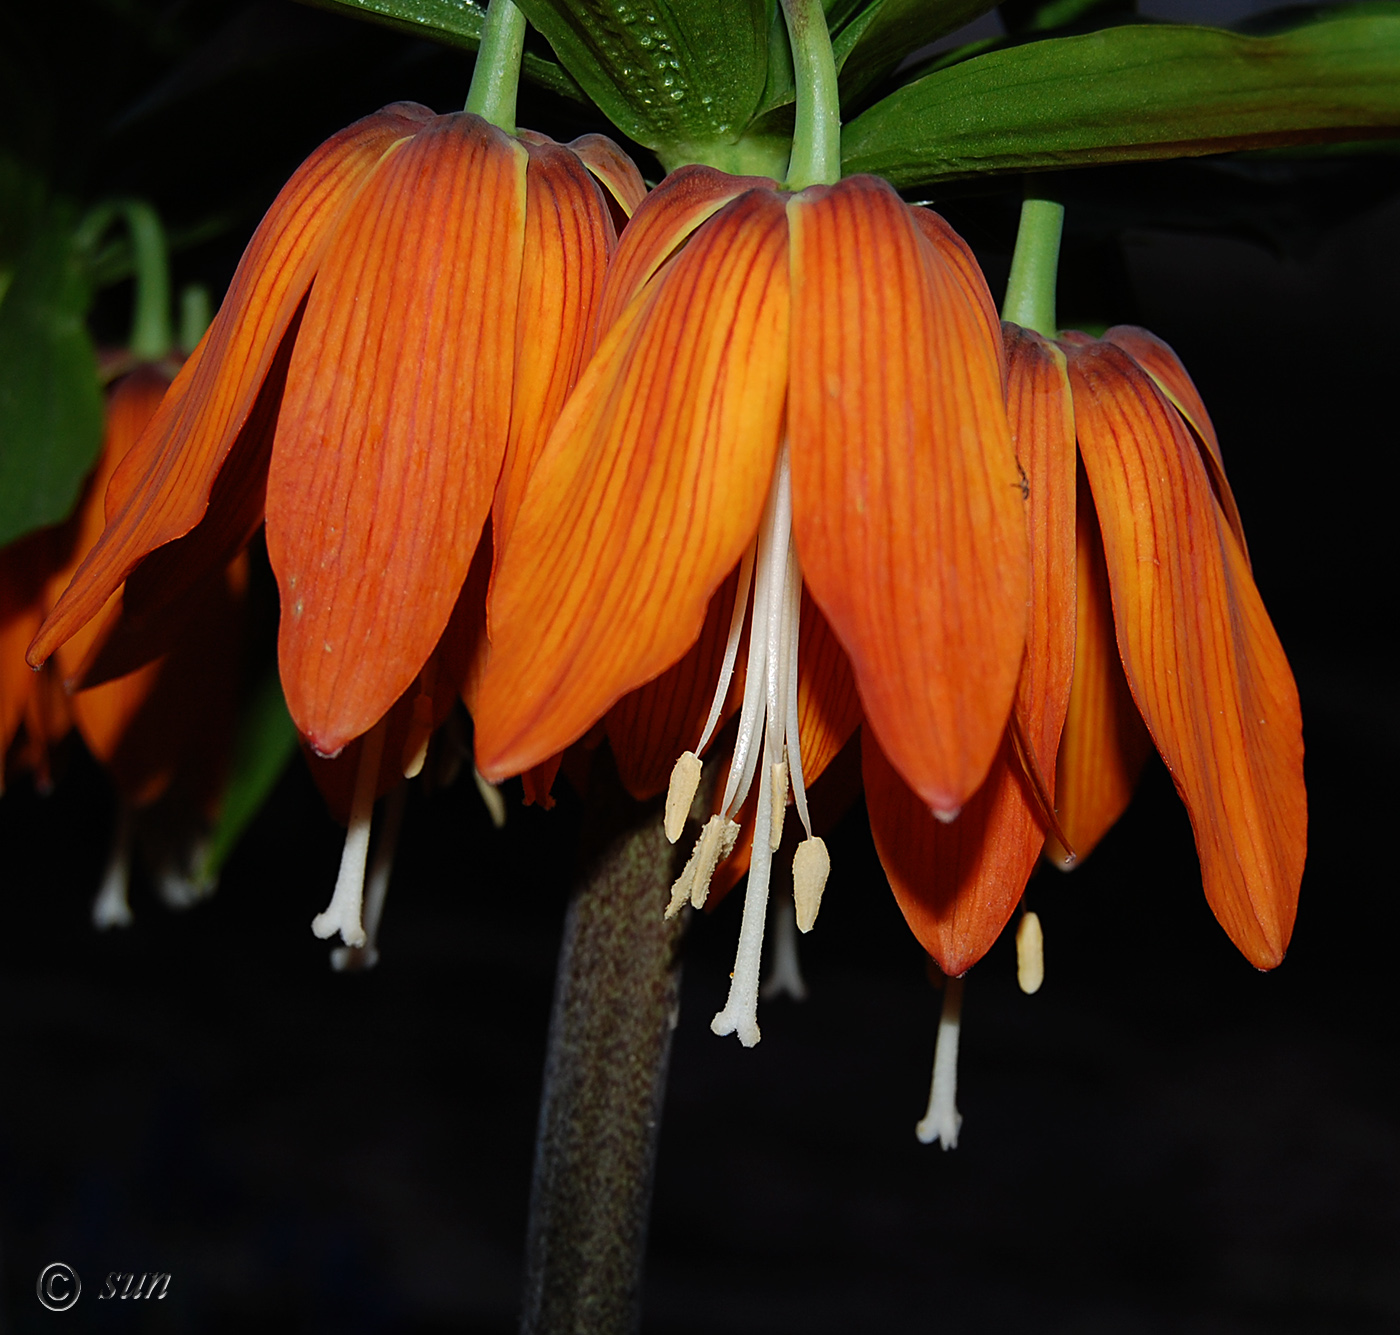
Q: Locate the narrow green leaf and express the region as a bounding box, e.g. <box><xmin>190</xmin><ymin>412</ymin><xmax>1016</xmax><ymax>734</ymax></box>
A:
<box><xmin>298</xmin><ymin>0</ymin><xmax>585</xmax><ymax>101</ymax></box>
<box><xmin>842</xmin><ymin>8</ymin><xmax>1400</xmax><ymax>186</ymax></box>
<box><xmin>514</xmin><ymin>0</ymin><xmax>771</xmax><ymax>156</ymax></box>
<box><xmin>199</xmin><ymin>667</ymin><xmax>301</xmax><ymax>880</ymax></box>
<box><xmin>0</xmin><ymin>217</ymin><xmax>103</xmax><ymax>547</ymax></box>
<box><xmin>835</xmin><ymin>0</ymin><xmax>999</xmax><ymax>104</ymax></box>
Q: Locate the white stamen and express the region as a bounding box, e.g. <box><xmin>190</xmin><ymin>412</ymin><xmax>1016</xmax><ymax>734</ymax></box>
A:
<box><xmin>711</xmin><ymin>727</ymin><xmax>778</xmax><ymax>1047</ymax></box>
<box><xmin>1016</xmin><ymin>910</ymin><xmax>1044</xmax><ymax>994</ymax></box>
<box><xmin>934</xmin><ymin>805</ymin><xmax>961</xmax><ymax>825</ymax></box>
<box><xmin>92</xmin><ymin>807</ymin><xmax>133</xmax><ymax>931</ymax></box>
<box><xmin>761</xmin><ymin>886</ymin><xmax>808</xmax><ymax>1001</ymax></box>
<box><xmin>916</xmin><ymin>975</ymin><xmax>965</xmax><ymax>1149</ymax></box>
<box><xmin>768</xmin><ymin>760</ymin><xmax>788</xmax><ymax>851</ymax></box>
<box><xmin>782</xmin><ymin>549</ymin><xmax>812</xmax><ymax>836</ymax></box>
<box><xmin>332</xmin><ymin>781</ymin><xmax>407</xmax><ymax>971</ymax></box>
<box><xmin>155</xmin><ymin>835</ymin><xmax>216</xmax><ymax>910</ymax></box>
<box><xmin>311</xmin><ymin>718</ymin><xmax>387</xmax><ymax>947</ymax></box>
<box><xmin>665</xmin><ymin>751</ymin><xmax>703</xmax><ymax>843</ymax></box>
<box><xmin>791</xmin><ymin>836</ymin><xmax>829</xmax><ymax>932</ymax></box>
<box><xmin>473</xmin><ymin>765</ymin><xmax>507</xmax><ymax>829</ymax></box>
<box><xmin>665</xmin><ymin>815</ymin><xmax>739</xmax><ymax>918</ymax></box>
<box><xmin>695</xmin><ymin>545</ymin><xmax>756</xmax><ymax>756</ymax></box>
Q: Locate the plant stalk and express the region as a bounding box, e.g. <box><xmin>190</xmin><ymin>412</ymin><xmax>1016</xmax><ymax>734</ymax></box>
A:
<box><xmin>520</xmin><ymin>757</ymin><xmax>685</xmax><ymax>1335</ymax></box>
<box><xmin>465</xmin><ymin>0</ymin><xmax>527</xmax><ymax>133</ymax></box>
<box><xmin>1002</xmin><ymin>189</ymin><xmax>1065</xmax><ymax>337</ymax></box>
<box><xmin>780</xmin><ymin>0</ymin><xmax>842</xmax><ymax>190</ymax></box>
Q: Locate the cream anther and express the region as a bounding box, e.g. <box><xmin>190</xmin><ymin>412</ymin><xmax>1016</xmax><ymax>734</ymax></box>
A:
<box><xmin>92</xmin><ymin>808</ymin><xmax>133</xmax><ymax>930</ymax></box>
<box><xmin>665</xmin><ymin>751</ymin><xmax>703</xmax><ymax>843</ymax></box>
<box><xmin>792</xmin><ymin>836</ymin><xmax>829</xmax><ymax>932</ymax></box>
<box><xmin>1016</xmin><ymin>910</ymin><xmax>1044</xmax><ymax>994</ymax></box>
<box><xmin>933</xmin><ymin>805</ymin><xmax>961</xmax><ymax>825</ymax></box>
<box><xmin>666</xmin><ymin>815</ymin><xmax>739</xmax><ymax>918</ymax></box>
<box><xmin>916</xmin><ymin>975</ymin><xmax>964</xmax><ymax>1149</ymax></box>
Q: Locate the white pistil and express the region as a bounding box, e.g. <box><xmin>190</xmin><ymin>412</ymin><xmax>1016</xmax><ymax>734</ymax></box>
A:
<box><xmin>472</xmin><ymin>765</ymin><xmax>507</xmax><ymax>829</ymax></box>
<box><xmin>1016</xmin><ymin>910</ymin><xmax>1045</xmax><ymax>994</ymax></box>
<box><xmin>665</xmin><ymin>751</ymin><xmax>703</xmax><ymax>843</ymax></box>
<box><xmin>916</xmin><ymin>975</ymin><xmax>965</xmax><ymax>1149</ymax></box>
<box><xmin>312</xmin><ymin>718</ymin><xmax>387</xmax><ymax>948</ymax></box>
<box><xmin>332</xmin><ymin>780</ymin><xmax>406</xmax><ymax>972</ymax></box>
<box><xmin>710</xmin><ymin>724</ymin><xmax>777</xmax><ymax>1047</ymax></box>
<box><xmin>761</xmin><ymin>886</ymin><xmax>808</xmax><ymax>1001</ymax></box>
<box><xmin>665</xmin><ymin>814</ymin><xmax>739</xmax><ymax>917</ymax></box>
<box><xmin>791</xmin><ymin>836</ymin><xmax>829</xmax><ymax>932</ymax></box>
<box><xmin>92</xmin><ymin>806</ymin><xmax>133</xmax><ymax>931</ymax></box>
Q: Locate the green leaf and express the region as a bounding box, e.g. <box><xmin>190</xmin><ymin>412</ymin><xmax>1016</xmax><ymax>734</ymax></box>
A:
<box><xmin>298</xmin><ymin>0</ymin><xmax>585</xmax><ymax>101</ymax></box>
<box><xmin>842</xmin><ymin>7</ymin><xmax>1400</xmax><ymax>186</ymax></box>
<box><xmin>0</xmin><ymin>210</ymin><xmax>103</xmax><ymax>547</ymax></box>
<box><xmin>198</xmin><ymin>667</ymin><xmax>301</xmax><ymax>881</ymax></box>
<box><xmin>513</xmin><ymin>0</ymin><xmax>771</xmax><ymax>157</ymax></box>
<box><xmin>834</xmin><ymin>0</ymin><xmax>1000</xmax><ymax>104</ymax></box>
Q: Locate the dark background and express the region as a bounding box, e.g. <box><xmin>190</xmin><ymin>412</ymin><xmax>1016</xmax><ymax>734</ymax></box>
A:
<box><xmin>1</xmin><ymin>2</ymin><xmax>1395</xmax><ymax>1330</ymax></box>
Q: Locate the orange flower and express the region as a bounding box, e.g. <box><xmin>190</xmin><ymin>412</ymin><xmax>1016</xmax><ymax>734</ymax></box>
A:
<box><xmin>473</xmin><ymin>166</ymin><xmax>1028</xmax><ymax>1044</ymax></box>
<box><xmin>27</xmin><ymin>104</ymin><xmax>644</xmax><ymax>765</ymax></box>
<box><xmin>876</xmin><ymin>322</ymin><xmax>1306</xmax><ymax>976</ymax></box>
<box><xmin>3</xmin><ymin>365</ymin><xmax>243</xmax><ymax>818</ymax></box>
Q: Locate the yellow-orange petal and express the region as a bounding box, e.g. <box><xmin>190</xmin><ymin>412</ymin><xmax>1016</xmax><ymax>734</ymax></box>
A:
<box><xmin>266</xmin><ymin>112</ymin><xmax>528</xmax><ymax>755</ymax></box>
<box><xmin>788</xmin><ymin>176</ymin><xmax>1027</xmax><ymax>816</ymax></box>
<box><xmin>594</xmin><ymin>165</ymin><xmax>770</xmax><ymax>337</ymax></box>
<box><xmin>1101</xmin><ymin>324</ymin><xmax>1249</xmax><ymax>560</ymax></box>
<box><xmin>605</xmin><ymin>567</ymin><xmax>742</xmax><ymax>801</ymax></box>
<box><xmin>27</xmin><ymin>105</ymin><xmax>432</xmax><ymax>668</ymax></box>
<box><xmin>492</xmin><ymin>136</ymin><xmax>615</xmax><ymax>559</ymax></box>
<box><xmin>912</xmin><ymin>208</ymin><xmax>1006</xmax><ymax>385</ymax></box>
<box><xmin>474</xmin><ymin>186</ymin><xmax>791</xmax><ymax>782</ymax></box>
<box><xmin>1004</xmin><ymin>324</ymin><xmax>1077</xmax><ymax>780</ymax></box>
<box><xmin>1044</xmin><ymin>468</ymin><xmax>1153</xmax><ymax>868</ymax></box>
<box><xmin>865</xmin><ymin>727</ymin><xmax>1039</xmax><ymax>976</ymax></box>
<box><xmin>1067</xmin><ymin>340</ymin><xmax>1305</xmax><ymax>968</ymax></box>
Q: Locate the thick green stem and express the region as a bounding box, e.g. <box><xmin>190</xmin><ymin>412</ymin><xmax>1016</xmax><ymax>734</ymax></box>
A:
<box><xmin>1002</xmin><ymin>191</ymin><xmax>1065</xmax><ymax>338</ymax></box>
<box><xmin>465</xmin><ymin>0</ymin><xmax>526</xmax><ymax>133</ymax></box>
<box><xmin>521</xmin><ymin>757</ymin><xmax>685</xmax><ymax>1335</ymax></box>
<box><xmin>779</xmin><ymin>0</ymin><xmax>841</xmax><ymax>190</ymax></box>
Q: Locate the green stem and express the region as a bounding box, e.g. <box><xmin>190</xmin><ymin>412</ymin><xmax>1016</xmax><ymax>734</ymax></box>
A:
<box><xmin>779</xmin><ymin>0</ymin><xmax>841</xmax><ymax>190</ymax></box>
<box><xmin>77</xmin><ymin>199</ymin><xmax>173</xmax><ymax>361</ymax></box>
<box><xmin>464</xmin><ymin>0</ymin><xmax>526</xmax><ymax>133</ymax></box>
<box><xmin>1001</xmin><ymin>190</ymin><xmax>1065</xmax><ymax>338</ymax></box>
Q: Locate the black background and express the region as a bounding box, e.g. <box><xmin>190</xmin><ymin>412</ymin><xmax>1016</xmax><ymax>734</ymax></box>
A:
<box><xmin>1</xmin><ymin>2</ymin><xmax>1395</xmax><ymax>1330</ymax></box>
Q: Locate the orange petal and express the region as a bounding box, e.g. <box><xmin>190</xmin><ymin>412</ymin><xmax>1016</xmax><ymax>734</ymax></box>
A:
<box><xmin>865</xmin><ymin>726</ymin><xmax>1041</xmax><ymax>976</ymax></box>
<box><xmin>1045</xmin><ymin>467</ymin><xmax>1153</xmax><ymax>868</ymax></box>
<box><xmin>605</xmin><ymin>566</ymin><xmax>741</xmax><ymax>801</ymax></box>
<box><xmin>492</xmin><ymin>136</ymin><xmax>615</xmax><ymax>559</ymax></box>
<box><xmin>27</xmin><ymin>105</ymin><xmax>432</xmax><ymax>668</ymax></box>
<box><xmin>911</xmin><ymin>208</ymin><xmax>1006</xmax><ymax>384</ymax></box>
<box><xmin>1067</xmin><ymin>340</ymin><xmax>1305</xmax><ymax>968</ymax></box>
<box><xmin>266</xmin><ymin>112</ymin><xmax>528</xmax><ymax>755</ymax></box>
<box><xmin>594</xmin><ymin>165</ymin><xmax>770</xmax><ymax>337</ymax></box>
<box><xmin>474</xmin><ymin>186</ymin><xmax>791</xmax><ymax>781</ymax></box>
<box><xmin>788</xmin><ymin>176</ymin><xmax>1027</xmax><ymax>816</ymax></box>
<box><xmin>564</xmin><ymin>133</ymin><xmax>648</xmax><ymax>218</ymax></box>
<box><xmin>1004</xmin><ymin>324</ymin><xmax>1078</xmax><ymax>778</ymax></box>
<box><xmin>795</xmin><ymin>587</ymin><xmax>861</xmax><ymax>787</ymax></box>
<box><xmin>1101</xmin><ymin>324</ymin><xmax>1249</xmax><ymax>560</ymax></box>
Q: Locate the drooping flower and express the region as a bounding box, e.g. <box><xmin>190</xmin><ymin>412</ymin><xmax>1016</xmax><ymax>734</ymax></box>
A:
<box><xmin>24</xmin><ymin>102</ymin><xmax>644</xmax><ymax>945</ymax></box>
<box><xmin>875</xmin><ymin>321</ymin><xmax>1306</xmax><ymax>977</ymax></box>
<box><xmin>473</xmin><ymin>166</ymin><xmax>1029</xmax><ymax>1045</ymax></box>
<box><xmin>27</xmin><ymin>105</ymin><xmax>643</xmax><ymax>756</ymax></box>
